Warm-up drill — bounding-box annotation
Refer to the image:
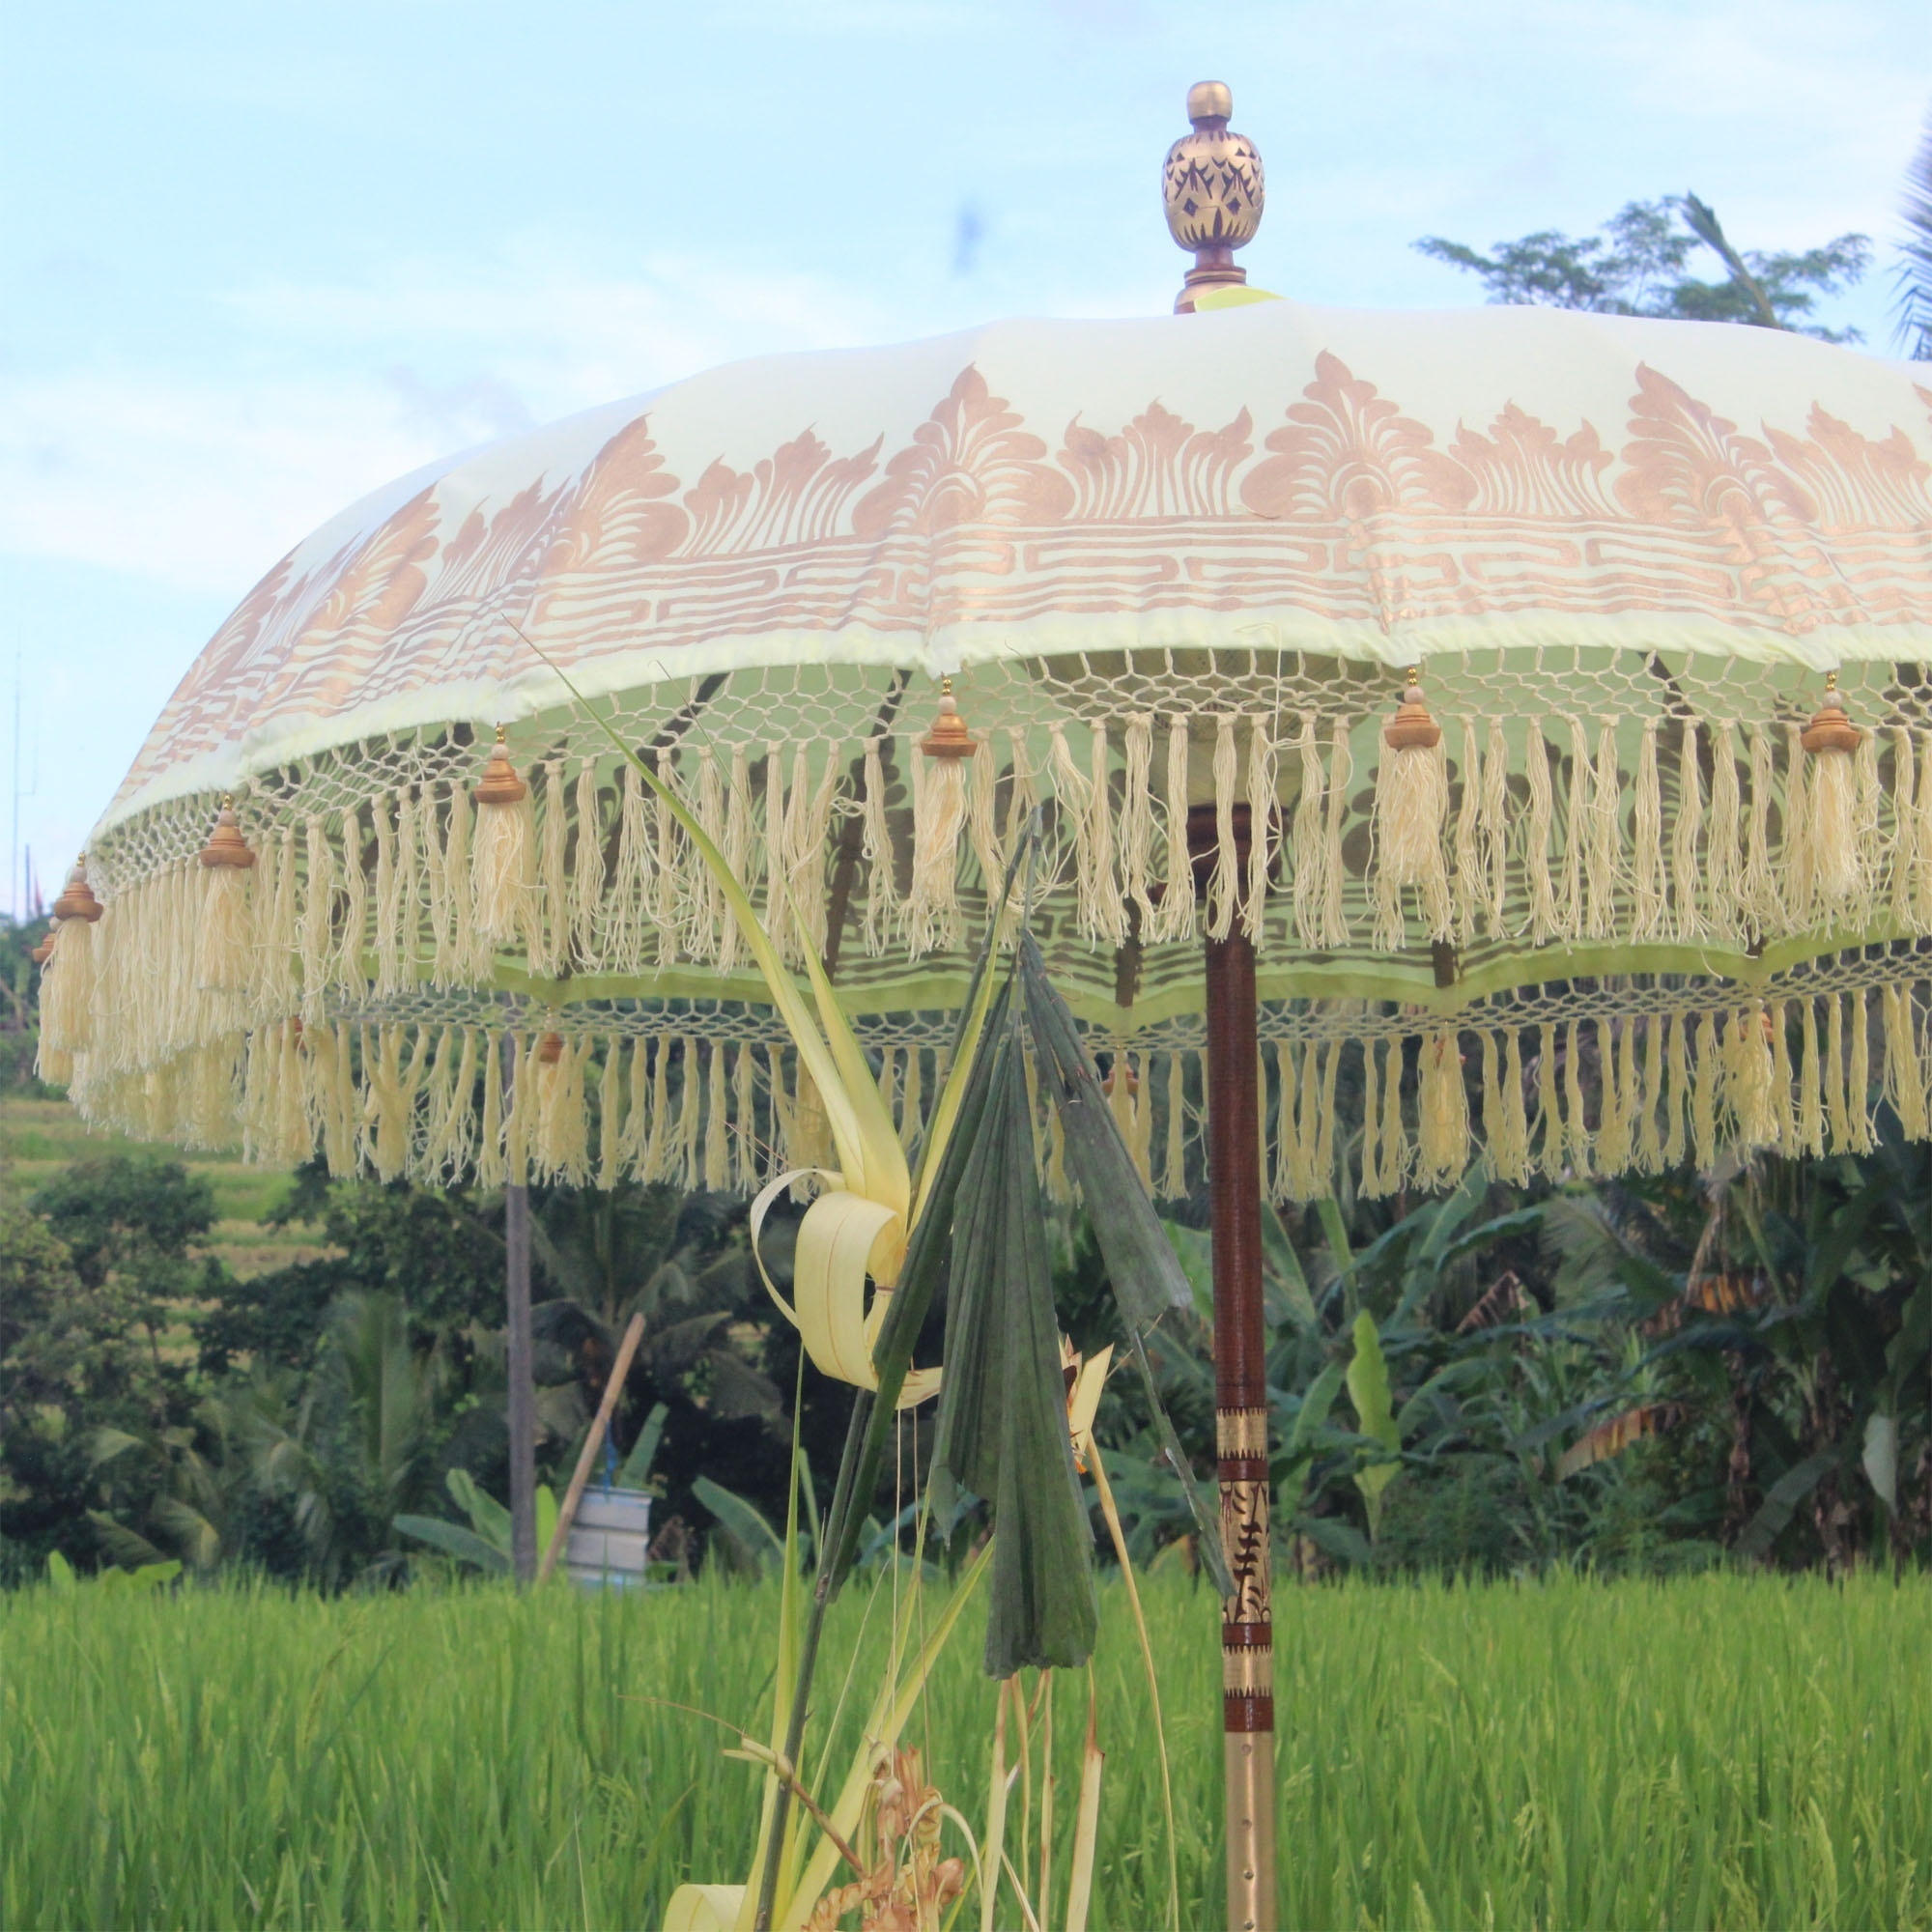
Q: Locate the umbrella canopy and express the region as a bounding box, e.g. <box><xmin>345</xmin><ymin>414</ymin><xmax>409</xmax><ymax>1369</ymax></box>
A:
<box><xmin>41</xmin><ymin>296</ymin><xmax>1932</xmax><ymax>1195</ymax></box>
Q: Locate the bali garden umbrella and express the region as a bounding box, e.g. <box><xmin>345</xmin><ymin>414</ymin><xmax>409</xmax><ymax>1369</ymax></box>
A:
<box><xmin>37</xmin><ymin>80</ymin><xmax>1932</xmax><ymax>1932</ymax></box>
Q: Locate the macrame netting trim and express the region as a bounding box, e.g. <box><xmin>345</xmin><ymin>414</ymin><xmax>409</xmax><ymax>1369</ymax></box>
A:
<box><xmin>43</xmin><ymin>645</ymin><xmax>1932</xmax><ymax>1195</ymax></box>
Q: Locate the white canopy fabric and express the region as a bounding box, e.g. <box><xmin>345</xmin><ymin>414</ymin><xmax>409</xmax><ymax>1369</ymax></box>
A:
<box><xmin>42</xmin><ymin>298</ymin><xmax>1932</xmax><ymax>1197</ymax></box>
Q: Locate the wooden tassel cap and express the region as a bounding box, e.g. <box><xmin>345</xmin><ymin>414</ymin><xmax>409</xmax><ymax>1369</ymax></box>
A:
<box><xmin>1382</xmin><ymin>669</ymin><xmax>1442</xmax><ymax>751</ymax></box>
<box><xmin>198</xmin><ymin>797</ymin><xmax>256</xmax><ymax>868</ymax></box>
<box><xmin>919</xmin><ymin>678</ymin><xmax>977</xmax><ymax>759</ymax></box>
<box><xmin>31</xmin><ymin>929</ymin><xmax>55</xmax><ymax>965</ymax></box>
<box><xmin>473</xmin><ymin>725</ymin><xmax>529</xmax><ymax>804</ymax></box>
<box><xmin>537</xmin><ymin>1030</ymin><xmax>565</xmax><ymax>1065</ymax></box>
<box><xmin>51</xmin><ymin>860</ymin><xmax>103</xmax><ymax>923</ymax></box>
<box><xmin>1800</xmin><ymin>671</ymin><xmax>1862</xmax><ymax>755</ymax></box>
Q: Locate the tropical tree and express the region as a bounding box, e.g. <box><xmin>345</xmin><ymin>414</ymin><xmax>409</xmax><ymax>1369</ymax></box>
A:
<box><xmin>1897</xmin><ymin>111</ymin><xmax>1932</xmax><ymax>359</ymax></box>
<box><xmin>1417</xmin><ymin>195</ymin><xmax>1870</xmax><ymax>340</ymax></box>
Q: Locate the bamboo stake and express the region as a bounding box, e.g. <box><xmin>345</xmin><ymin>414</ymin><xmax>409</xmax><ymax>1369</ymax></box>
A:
<box><xmin>536</xmin><ymin>1311</ymin><xmax>647</xmax><ymax>1584</ymax></box>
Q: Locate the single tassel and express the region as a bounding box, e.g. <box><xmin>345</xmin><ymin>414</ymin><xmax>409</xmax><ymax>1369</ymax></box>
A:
<box><xmin>724</xmin><ymin>1042</ymin><xmax>752</xmax><ymax>1188</ymax></box>
<box><xmin>1416</xmin><ymin>1030</ymin><xmax>1468</xmax><ymax>1190</ymax></box>
<box><xmin>1741</xmin><ymin>726</ymin><xmax>1776</xmax><ymax>940</ymax></box>
<box><xmin>1582</xmin><ymin>720</ymin><xmax>1624</xmax><ymax>940</ymax></box>
<box><xmin>1825</xmin><ymin>995</ymin><xmax>1852</xmax><ymax>1154</ymax></box>
<box><xmin>537</xmin><ymin>1033</ymin><xmax>591</xmax><ymax>1187</ymax></box>
<box><xmin>1359</xmin><ymin>1037</ymin><xmax>1383</xmax><ymax>1197</ymax></box>
<box><xmin>1272</xmin><ymin>1039</ymin><xmax>1298</xmax><ymax>1201</ymax></box>
<box><xmin>1315</xmin><ymin>1042</ymin><xmax>1341</xmax><ymax>1201</ymax></box>
<box><xmin>677</xmin><ymin>1038</ymin><xmax>703</xmax><ymax>1187</ymax></box>
<box><xmin>652</xmin><ymin>750</ymin><xmax>681</xmax><ymax>965</ymax></box>
<box><xmin>1594</xmin><ymin>1019</ymin><xmax>1631</xmax><ymax>1175</ymax></box>
<box><xmin>531</xmin><ymin>759</ymin><xmax>570</xmax><ymax>978</ymax></box>
<box><xmin>1372</xmin><ymin>672</ymin><xmax>1451</xmax><ymax>950</ymax></box>
<box><xmin>1881</xmin><ymin>986</ymin><xmax>1926</xmax><ymax>1139</ymax></box>
<box><xmin>1662</xmin><ymin>1013</ymin><xmax>1689</xmax><ymax>1169</ymax></box>
<box><xmin>716</xmin><ymin>748</ymin><xmax>758</xmax><ymax>973</ymax></box>
<box><xmin>1793</xmin><ymin>673</ymin><xmax>1869</xmax><ymax>924</ymax></box>
<box><xmin>1671</xmin><ymin>721</ymin><xmax>1708</xmax><ymax>943</ymax></box>
<box><xmin>1795</xmin><ymin>1000</ymin><xmax>1825</xmax><ymax>1155</ymax></box>
<box><xmin>393</xmin><ymin>785</ymin><xmax>422</xmax><ymax>990</ymax></box>
<box><xmin>503</xmin><ymin>1033</ymin><xmax>536</xmax><ymax>1187</ymax></box>
<box><xmin>1635</xmin><ymin>1015</ymin><xmax>1664</xmax><ymax>1174</ymax></box>
<box><xmin>1379</xmin><ymin>1037</ymin><xmax>1409</xmax><ymax>1193</ymax></box>
<box><xmin>1120</xmin><ymin>713</ymin><xmax>1157</xmax><ymax>934</ymax></box>
<box><xmin>372</xmin><ymin>793</ymin><xmax>401</xmax><ymax>995</ymax></box>
<box><xmin>1769</xmin><ymin>1001</ymin><xmax>1797</xmax><ymax>1151</ymax></box>
<box><xmin>860</xmin><ymin>737</ymin><xmax>901</xmax><ymax>955</ymax></box>
<box><xmin>616</xmin><ymin>1037</ymin><xmax>652</xmax><ymax>1179</ymax></box>
<box><xmin>476</xmin><ymin>1033</ymin><xmax>506</xmax><ymax>1188</ymax></box>
<box><xmin>1910</xmin><ymin>728</ymin><xmax>1932</xmax><ymax>929</ymax></box>
<box><xmin>1089</xmin><ymin>721</ymin><xmax>1127</xmax><ymax>947</ymax></box>
<box><xmin>1848</xmin><ymin>988</ymin><xmax>1875</xmax><ymax>1153</ymax></box>
<box><xmin>299</xmin><ymin>815</ymin><xmax>335</xmax><ymax>1020</ymax></box>
<box><xmin>1045</xmin><ymin>720</ymin><xmax>1101</xmax><ymax>946</ymax></box>
<box><xmin>1002</xmin><ymin>724</ymin><xmax>1040</xmax><ymax>875</ymax></box>
<box><xmin>422</xmin><ymin>789</ymin><xmax>451</xmax><ymax>984</ymax></box>
<box><xmin>471</xmin><ymin>728</ymin><xmax>531</xmax><ymax>952</ymax></box>
<box><xmin>1160</xmin><ymin>1049</ymin><xmax>1187</xmax><ymax>1199</ymax></box>
<box><xmin>1633</xmin><ymin>722</ymin><xmax>1666</xmax><ymax>941</ymax></box>
<box><xmin>1290</xmin><ymin>714</ymin><xmax>1327</xmax><ymax>950</ymax></box>
<box><xmin>782</xmin><ymin>745</ymin><xmax>839</xmax><ymax>965</ymax></box>
<box><xmin>642</xmin><ymin>1038</ymin><xmax>673</xmax><ymax>1183</ymax></box>
<box><xmin>1690</xmin><ymin>1014</ymin><xmax>1720</xmax><ymax>1169</ymax></box>
<box><xmin>968</xmin><ymin>727</ymin><xmax>1003</xmax><ymax>899</ymax></box>
<box><xmin>1240</xmin><ymin>717</ymin><xmax>1274</xmax><ymax>941</ymax></box>
<box><xmin>1535</xmin><ymin>1024</ymin><xmax>1562</xmax><ymax>1179</ymax></box>
<box><xmin>1451</xmin><ymin>723</ymin><xmax>1483</xmax><ymax>948</ymax></box>
<box><xmin>1501</xmin><ymin>1028</ymin><xmax>1531</xmax><ymax>1184</ymax></box>
<box><xmin>443</xmin><ymin>784</ymin><xmax>480</xmax><ymax>980</ymax></box>
<box><xmin>1480</xmin><ymin>718</ymin><xmax>1510</xmax><ymax>939</ymax></box>
<box><xmin>571</xmin><ymin>758</ymin><xmax>606</xmax><ymax>970</ymax></box>
<box><xmin>196</xmin><ymin>799</ymin><xmax>256</xmax><ymax>994</ymax></box>
<box><xmin>1524</xmin><ymin>726</ymin><xmax>1562</xmax><ymax>944</ymax></box>
<box><xmin>605</xmin><ymin>761</ymin><xmax>653</xmax><ymax>974</ymax></box>
<box><xmin>1707</xmin><ymin>722</ymin><xmax>1743</xmax><ymax>943</ymax></box>
<box><xmin>441</xmin><ymin>1028</ymin><xmax>481</xmax><ymax>1179</ymax></box>
<box><xmin>1561</xmin><ymin>1020</ymin><xmax>1591</xmax><ymax>1176</ymax></box>
<box><xmin>1726</xmin><ymin>1009</ymin><xmax>1780</xmax><ymax>1153</ymax></box>
<box><xmin>1562</xmin><ymin>718</ymin><xmax>1590</xmax><ymax>938</ymax></box>
<box><xmin>253</xmin><ymin>829</ymin><xmax>298</xmax><ymax>1021</ymax></box>
<box><xmin>598</xmin><ymin>1038</ymin><xmax>623</xmax><ymax>1190</ymax></box>
<box><xmin>1153</xmin><ymin>716</ymin><xmax>1195</xmax><ymax>943</ymax></box>
<box><xmin>908</xmin><ymin>681</ymin><xmax>974</xmax><ymax>954</ymax></box>
<box><xmin>1205</xmin><ymin>713</ymin><xmax>1240</xmax><ymax>942</ymax></box>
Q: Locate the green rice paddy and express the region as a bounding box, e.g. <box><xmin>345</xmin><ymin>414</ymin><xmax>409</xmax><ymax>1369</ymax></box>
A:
<box><xmin>5</xmin><ymin>1569</ymin><xmax>1926</xmax><ymax>1929</ymax></box>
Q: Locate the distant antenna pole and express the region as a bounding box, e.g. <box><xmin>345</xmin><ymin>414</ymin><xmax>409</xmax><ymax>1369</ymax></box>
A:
<box><xmin>10</xmin><ymin>653</ymin><xmax>19</xmax><ymax>923</ymax></box>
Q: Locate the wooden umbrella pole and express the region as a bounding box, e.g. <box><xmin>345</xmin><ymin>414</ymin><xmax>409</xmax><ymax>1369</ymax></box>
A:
<box><xmin>537</xmin><ymin>1311</ymin><xmax>648</xmax><ymax>1585</ymax></box>
<box><xmin>1192</xmin><ymin>806</ymin><xmax>1277</xmax><ymax>1932</ymax></box>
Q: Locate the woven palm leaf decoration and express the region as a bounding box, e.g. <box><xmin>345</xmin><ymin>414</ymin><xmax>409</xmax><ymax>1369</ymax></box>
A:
<box><xmin>39</xmin><ymin>300</ymin><xmax>1932</xmax><ymax>1195</ymax></box>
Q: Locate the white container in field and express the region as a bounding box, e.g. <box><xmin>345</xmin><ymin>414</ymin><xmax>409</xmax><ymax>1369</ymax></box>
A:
<box><xmin>565</xmin><ymin>1487</ymin><xmax>653</xmax><ymax>1589</ymax></box>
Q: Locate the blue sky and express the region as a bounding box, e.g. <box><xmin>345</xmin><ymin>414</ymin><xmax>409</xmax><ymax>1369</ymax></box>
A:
<box><xmin>4</xmin><ymin>0</ymin><xmax>1928</xmax><ymax>911</ymax></box>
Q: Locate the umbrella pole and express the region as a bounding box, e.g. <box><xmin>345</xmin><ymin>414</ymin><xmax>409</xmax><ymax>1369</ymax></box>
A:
<box><xmin>504</xmin><ymin>1038</ymin><xmax>537</xmax><ymax>1585</ymax></box>
<box><xmin>1196</xmin><ymin>813</ymin><xmax>1277</xmax><ymax>1932</ymax></box>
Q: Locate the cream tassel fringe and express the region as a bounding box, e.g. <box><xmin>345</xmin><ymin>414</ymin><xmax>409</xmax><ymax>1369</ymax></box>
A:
<box><xmin>968</xmin><ymin>733</ymin><xmax>1003</xmax><ymax>902</ymax></box>
<box><xmin>617</xmin><ymin>1037</ymin><xmax>652</xmax><ymax>1179</ymax></box>
<box><xmin>477</xmin><ymin>1034</ymin><xmax>506</xmax><ymax>1188</ymax></box>
<box><xmin>1741</xmin><ymin>727</ymin><xmax>1776</xmax><ymax>940</ymax></box>
<box><xmin>1662</xmin><ymin>1014</ymin><xmax>1689</xmax><ymax>1169</ymax></box>
<box><xmin>783</xmin><ymin>746</ymin><xmax>839</xmax><ymax>965</ymax></box>
<box><xmin>1824</xmin><ymin>997</ymin><xmax>1852</xmax><ymax>1154</ymax></box>
<box><xmin>732</xmin><ymin>1043</ymin><xmax>758</xmax><ymax>1189</ymax></box>
<box><xmin>1848</xmin><ymin>989</ymin><xmax>1874</xmax><ymax>1153</ymax></box>
<box><xmin>373</xmin><ymin>796</ymin><xmax>405</xmax><ymax>996</ymax></box>
<box><xmin>442</xmin><ymin>786</ymin><xmax>480</xmax><ymax>980</ymax></box>
<box><xmin>908</xmin><ymin>739</ymin><xmax>969</xmax><ymax>955</ymax></box>
<box><xmin>1582</xmin><ymin>721</ymin><xmax>1623</xmax><ymax>940</ymax></box>
<box><xmin>1372</xmin><ymin>738</ymin><xmax>1450</xmax><ymax>952</ymax></box>
<box><xmin>1152</xmin><ymin>716</ymin><xmax>1195</xmax><ymax>944</ymax></box>
<box><xmin>1291</xmin><ymin>714</ymin><xmax>1325</xmax><ymax>950</ymax></box>
<box><xmin>1690</xmin><ymin>1015</ymin><xmax>1720</xmax><ymax>1169</ymax></box>
<box><xmin>38</xmin><ymin>916</ymin><xmax>95</xmax><ymax>1065</ymax></box>
<box><xmin>299</xmin><ymin>816</ymin><xmax>334</xmax><ymax>1019</ymax></box>
<box><xmin>1561</xmin><ymin>1022</ymin><xmax>1591</xmax><ymax>1176</ymax></box>
<box><xmin>1534</xmin><ymin>1025</ymin><xmax>1562</xmax><ymax>1179</ymax></box>
<box><xmin>472</xmin><ymin>790</ymin><xmax>531</xmax><ymax>953</ymax></box>
<box><xmin>1160</xmin><ymin>1051</ymin><xmax>1188</xmax><ymax>1199</ymax></box>
<box><xmin>1089</xmin><ymin>722</ymin><xmax>1126</xmax><ymax>948</ymax></box>
<box><xmin>652</xmin><ymin>751</ymin><xmax>681</xmax><ymax>966</ymax></box>
<box><xmin>1882</xmin><ymin>986</ymin><xmax>1928</xmax><ymax>1140</ymax></box>
<box><xmin>531</xmin><ymin>760</ymin><xmax>570</xmax><ymax>978</ymax></box>
<box><xmin>1451</xmin><ymin>724</ymin><xmax>1483</xmax><ymax>949</ymax></box>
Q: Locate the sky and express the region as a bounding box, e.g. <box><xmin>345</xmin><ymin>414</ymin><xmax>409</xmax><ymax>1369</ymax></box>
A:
<box><xmin>4</xmin><ymin>0</ymin><xmax>1928</xmax><ymax>914</ymax></box>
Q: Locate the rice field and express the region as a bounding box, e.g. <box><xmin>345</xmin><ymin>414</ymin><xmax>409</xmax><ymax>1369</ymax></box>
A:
<box><xmin>5</xmin><ymin>1570</ymin><xmax>1925</xmax><ymax>1931</ymax></box>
